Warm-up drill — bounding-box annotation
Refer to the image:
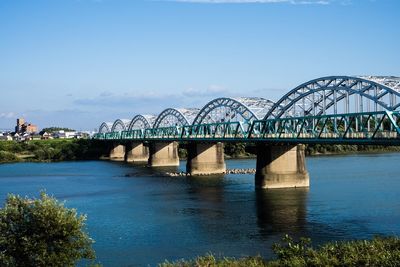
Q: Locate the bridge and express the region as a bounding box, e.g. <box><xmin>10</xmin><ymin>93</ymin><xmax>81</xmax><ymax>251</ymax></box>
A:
<box><xmin>94</xmin><ymin>76</ymin><xmax>400</xmax><ymax>189</ymax></box>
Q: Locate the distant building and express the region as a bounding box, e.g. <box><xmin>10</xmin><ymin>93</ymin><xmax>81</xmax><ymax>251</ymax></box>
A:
<box><xmin>53</xmin><ymin>130</ymin><xmax>77</xmax><ymax>139</ymax></box>
<box><xmin>15</xmin><ymin>118</ymin><xmax>25</xmax><ymax>133</ymax></box>
<box><xmin>15</xmin><ymin>118</ymin><xmax>38</xmax><ymax>134</ymax></box>
<box><xmin>0</xmin><ymin>134</ymin><xmax>12</xmax><ymax>141</ymax></box>
<box><xmin>40</xmin><ymin>132</ymin><xmax>53</xmax><ymax>140</ymax></box>
<box><xmin>29</xmin><ymin>135</ymin><xmax>42</xmax><ymax>141</ymax></box>
<box><xmin>12</xmin><ymin>133</ymin><xmax>27</xmax><ymax>141</ymax></box>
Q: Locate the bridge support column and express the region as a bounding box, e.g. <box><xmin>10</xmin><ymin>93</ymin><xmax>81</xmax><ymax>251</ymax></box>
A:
<box><xmin>255</xmin><ymin>144</ymin><xmax>309</xmax><ymax>189</ymax></box>
<box><xmin>125</xmin><ymin>142</ymin><xmax>149</xmax><ymax>164</ymax></box>
<box><xmin>148</xmin><ymin>141</ymin><xmax>179</xmax><ymax>167</ymax></box>
<box><xmin>186</xmin><ymin>142</ymin><xmax>226</xmax><ymax>176</ymax></box>
<box><xmin>109</xmin><ymin>143</ymin><xmax>125</xmax><ymax>161</ymax></box>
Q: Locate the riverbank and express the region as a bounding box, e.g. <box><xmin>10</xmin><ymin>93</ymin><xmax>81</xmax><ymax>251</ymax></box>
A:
<box><xmin>161</xmin><ymin>236</ymin><xmax>400</xmax><ymax>267</ymax></box>
<box><xmin>0</xmin><ymin>139</ymin><xmax>109</xmax><ymax>163</ymax></box>
<box><xmin>1</xmin><ymin>139</ymin><xmax>400</xmax><ymax>163</ymax></box>
<box><xmin>229</xmin><ymin>143</ymin><xmax>400</xmax><ymax>157</ymax></box>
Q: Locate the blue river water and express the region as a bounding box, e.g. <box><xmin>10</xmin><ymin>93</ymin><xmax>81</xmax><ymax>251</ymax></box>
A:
<box><xmin>0</xmin><ymin>153</ymin><xmax>400</xmax><ymax>266</ymax></box>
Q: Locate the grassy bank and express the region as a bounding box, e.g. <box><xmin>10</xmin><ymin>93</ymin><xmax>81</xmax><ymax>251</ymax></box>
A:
<box><xmin>0</xmin><ymin>139</ymin><xmax>109</xmax><ymax>163</ymax></box>
<box><xmin>305</xmin><ymin>143</ymin><xmax>400</xmax><ymax>156</ymax></box>
<box><xmin>223</xmin><ymin>143</ymin><xmax>400</xmax><ymax>158</ymax></box>
<box><xmin>161</xmin><ymin>235</ymin><xmax>400</xmax><ymax>267</ymax></box>
<box><xmin>1</xmin><ymin>140</ymin><xmax>400</xmax><ymax>163</ymax></box>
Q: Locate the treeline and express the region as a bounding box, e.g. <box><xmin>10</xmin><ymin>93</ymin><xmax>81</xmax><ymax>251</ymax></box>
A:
<box><xmin>222</xmin><ymin>143</ymin><xmax>400</xmax><ymax>158</ymax></box>
<box><xmin>1</xmin><ymin>140</ymin><xmax>400</xmax><ymax>163</ymax></box>
<box><xmin>177</xmin><ymin>143</ymin><xmax>254</xmax><ymax>159</ymax></box>
<box><xmin>0</xmin><ymin>139</ymin><xmax>109</xmax><ymax>163</ymax></box>
<box><xmin>305</xmin><ymin>144</ymin><xmax>400</xmax><ymax>155</ymax></box>
<box><xmin>41</xmin><ymin>127</ymin><xmax>75</xmax><ymax>133</ymax></box>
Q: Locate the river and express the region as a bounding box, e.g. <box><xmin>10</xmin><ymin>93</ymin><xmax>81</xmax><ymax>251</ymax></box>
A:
<box><xmin>0</xmin><ymin>153</ymin><xmax>400</xmax><ymax>266</ymax></box>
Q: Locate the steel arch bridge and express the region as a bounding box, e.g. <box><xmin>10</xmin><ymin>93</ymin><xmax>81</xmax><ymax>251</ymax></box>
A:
<box><xmin>95</xmin><ymin>75</ymin><xmax>400</xmax><ymax>145</ymax></box>
<box><xmin>264</xmin><ymin>76</ymin><xmax>400</xmax><ymax>119</ymax></box>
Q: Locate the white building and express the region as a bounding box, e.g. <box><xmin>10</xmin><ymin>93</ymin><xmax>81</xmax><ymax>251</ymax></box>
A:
<box><xmin>53</xmin><ymin>130</ymin><xmax>78</xmax><ymax>139</ymax></box>
<box><xmin>0</xmin><ymin>134</ymin><xmax>12</xmax><ymax>141</ymax></box>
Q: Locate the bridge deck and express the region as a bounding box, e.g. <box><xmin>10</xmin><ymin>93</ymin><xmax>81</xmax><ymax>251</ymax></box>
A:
<box><xmin>94</xmin><ymin>111</ymin><xmax>400</xmax><ymax>145</ymax></box>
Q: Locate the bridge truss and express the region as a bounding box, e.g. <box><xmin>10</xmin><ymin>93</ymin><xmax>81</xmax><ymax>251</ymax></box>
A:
<box><xmin>96</xmin><ymin>76</ymin><xmax>400</xmax><ymax>145</ymax></box>
<box><xmin>95</xmin><ymin>111</ymin><xmax>400</xmax><ymax>145</ymax></box>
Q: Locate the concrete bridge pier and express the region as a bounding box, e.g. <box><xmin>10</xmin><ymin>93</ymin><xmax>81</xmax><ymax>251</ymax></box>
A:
<box><xmin>186</xmin><ymin>142</ymin><xmax>226</xmax><ymax>176</ymax></box>
<box><xmin>125</xmin><ymin>142</ymin><xmax>149</xmax><ymax>164</ymax></box>
<box><xmin>255</xmin><ymin>144</ymin><xmax>309</xmax><ymax>189</ymax></box>
<box><xmin>109</xmin><ymin>143</ymin><xmax>126</xmax><ymax>161</ymax></box>
<box><xmin>148</xmin><ymin>141</ymin><xmax>179</xmax><ymax>167</ymax></box>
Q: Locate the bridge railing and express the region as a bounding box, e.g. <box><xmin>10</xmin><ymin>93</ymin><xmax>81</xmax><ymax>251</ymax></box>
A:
<box><xmin>94</xmin><ymin>111</ymin><xmax>400</xmax><ymax>143</ymax></box>
<box><xmin>93</xmin><ymin>133</ymin><xmax>105</xmax><ymax>139</ymax></box>
<box><xmin>180</xmin><ymin>121</ymin><xmax>249</xmax><ymax>140</ymax></box>
<box><xmin>105</xmin><ymin>131</ymin><xmax>121</xmax><ymax>140</ymax></box>
<box><xmin>249</xmin><ymin>111</ymin><xmax>400</xmax><ymax>141</ymax></box>
<box><xmin>121</xmin><ymin>129</ymin><xmax>144</xmax><ymax>139</ymax></box>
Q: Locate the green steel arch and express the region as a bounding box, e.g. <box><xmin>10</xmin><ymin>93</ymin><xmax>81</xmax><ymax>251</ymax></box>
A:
<box><xmin>99</xmin><ymin>122</ymin><xmax>113</xmax><ymax>133</ymax></box>
<box><xmin>192</xmin><ymin>97</ymin><xmax>275</xmax><ymax>125</ymax></box>
<box><xmin>128</xmin><ymin>115</ymin><xmax>156</xmax><ymax>130</ymax></box>
<box><xmin>153</xmin><ymin>108</ymin><xmax>200</xmax><ymax>128</ymax></box>
<box><xmin>111</xmin><ymin>119</ymin><xmax>130</xmax><ymax>132</ymax></box>
<box><xmin>264</xmin><ymin>76</ymin><xmax>400</xmax><ymax>119</ymax></box>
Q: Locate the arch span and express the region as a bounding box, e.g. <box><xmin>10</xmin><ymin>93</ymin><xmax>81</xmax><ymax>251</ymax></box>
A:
<box><xmin>128</xmin><ymin>115</ymin><xmax>156</xmax><ymax>130</ymax></box>
<box><xmin>99</xmin><ymin>122</ymin><xmax>113</xmax><ymax>133</ymax></box>
<box><xmin>264</xmin><ymin>76</ymin><xmax>400</xmax><ymax>119</ymax></box>
<box><xmin>111</xmin><ymin>119</ymin><xmax>130</xmax><ymax>132</ymax></box>
<box><xmin>192</xmin><ymin>97</ymin><xmax>275</xmax><ymax>125</ymax></box>
<box><xmin>153</xmin><ymin>108</ymin><xmax>200</xmax><ymax>128</ymax></box>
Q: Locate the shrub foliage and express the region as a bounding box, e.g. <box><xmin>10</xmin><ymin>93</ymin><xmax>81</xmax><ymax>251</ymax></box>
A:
<box><xmin>161</xmin><ymin>235</ymin><xmax>400</xmax><ymax>267</ymax></box>
<box><xmin>0</xmin><ymin>192</ymin><xmax>96</xmax><ymax>267</ymax></box>
<box><xmin>0</xmin><ymin>139</ymin><xmax>109</xmax><ymax>162</ymax></box>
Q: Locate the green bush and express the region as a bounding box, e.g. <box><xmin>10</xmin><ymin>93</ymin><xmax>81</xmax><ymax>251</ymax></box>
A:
<box><xmin>224</xmin><ymin>143</ymin><xmax>247</xmax><ymax>157</ymax></box>
<box><xmin>269</xmin><ymin>234</ymin><xmax>400</xmax><ymax>267</ymax></box>
<box><xmin>0</xmin><ymin>141</ymin><xmax>25</xmax><ymax>153</ymax></box>
<box><xmin>160</xmin><ymin>254</ymin><xmax>266</xmax><ymax>267</ymax></box>
<box><xmin>178</xmin><ymin>147</ymin><xmax>188</xmax><ymax>159</ymax></box>
<box><xmin>161</xmin><ymin>235</ymin><xmax>400</xmax><ymax>267</ymax></box>
<box><xmin>304</xmin><ymin>144</ymin><xmax>400</xmax><ymax>155</ymax></box>
<box><xmin>0</xmin><ymin>139</ymin><xmax>110</xmax><ymax>163</ymax></box>
<box><xmin>0</xmin><ymin>151</ymin><xmax>19</xmax><ymax>162</ymax></box>
<box><xmin>0</xmin><ymin>192</ymin><xmax>96</xmax><ymax>267</ymax></box>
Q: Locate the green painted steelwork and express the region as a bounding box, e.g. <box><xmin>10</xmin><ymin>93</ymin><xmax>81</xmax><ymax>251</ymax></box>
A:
<box><xmin>93</xmin><ymin>111</ymin><xmax>400</xmax><ymax>145</ymax></box>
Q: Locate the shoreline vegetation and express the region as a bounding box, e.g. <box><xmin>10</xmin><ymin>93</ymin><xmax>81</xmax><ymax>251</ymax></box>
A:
<box><xmin>0</xmin><ymin>139</ymin><xmax>109</xmax><ymax>163</ymax></box>
<box><xmin>160</xmin><ymin>235</ymin><xmax>400</xmax><ymax>267</ymax></box>
<box><xmin>1</xmin><ymin>139</ymin><xmax>400</xmax><ymax>164</ymax></box>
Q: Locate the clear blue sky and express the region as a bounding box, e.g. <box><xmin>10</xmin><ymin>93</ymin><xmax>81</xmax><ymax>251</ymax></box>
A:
<box><xmin>0</xmin><ymin>0</ymin><xmax>399</xmax><ymax>130</ymax></box>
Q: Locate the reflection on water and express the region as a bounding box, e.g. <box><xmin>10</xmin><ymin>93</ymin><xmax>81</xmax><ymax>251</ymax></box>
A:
<box><xmin>256</xmin><ymin>188</ymin><xmax>308</xmax><ymax>236</ymax></box>
<box><xmin>0</xmin><ymin>153</ymin><xmax>400</xmax><ymax>266</ymax></box>
<box><xmin>185</xmin><ymin>175</ymin><xmax>226</xmax><ymax>204</ymax></box>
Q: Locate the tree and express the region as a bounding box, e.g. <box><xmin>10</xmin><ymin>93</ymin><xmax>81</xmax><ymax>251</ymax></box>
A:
<box><xmin>40</xmin><ymin>127</ymin><xmax>76</xmax><ymax>134</ymax></box>
<box><xmin>0</xmin><ymin>192</ymin><xmax>96</xmax><ymax>267</ymax></box>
